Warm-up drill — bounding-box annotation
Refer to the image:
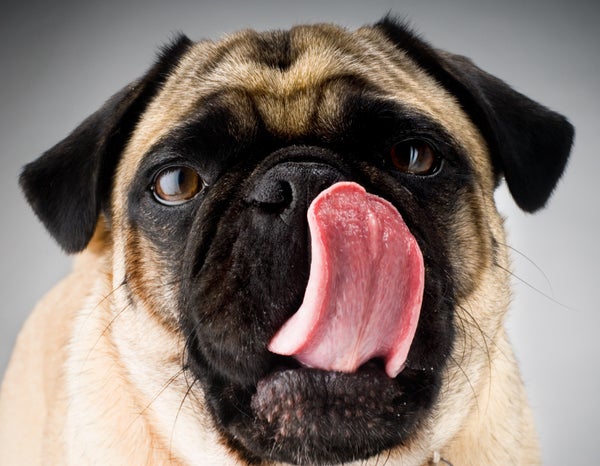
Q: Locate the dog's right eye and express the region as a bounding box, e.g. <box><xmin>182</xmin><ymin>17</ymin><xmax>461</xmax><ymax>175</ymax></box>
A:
<box><xmin>152</xmin><ymin>166</ymin><xmax>204</xmax><ymax>205</ymax></box>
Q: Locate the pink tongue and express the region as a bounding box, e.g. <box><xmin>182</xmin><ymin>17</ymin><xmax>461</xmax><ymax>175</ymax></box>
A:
<box><xmin>268</xmin><ymin>181</ymin><xmax>424</xmax><ymax>378</ymax></box>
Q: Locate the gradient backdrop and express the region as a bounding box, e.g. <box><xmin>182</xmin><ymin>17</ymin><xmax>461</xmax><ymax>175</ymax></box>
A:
<box><xmin>1</xmin><ymin>1</ymin><xmax>598</xmax><ymax>464</ymax></box>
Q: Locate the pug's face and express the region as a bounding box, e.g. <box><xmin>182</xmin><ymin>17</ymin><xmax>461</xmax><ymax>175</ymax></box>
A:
<box><xmin>21</xmin><ymin>19</ymin><xmax>572</xmax><ymax>465</ymax></box>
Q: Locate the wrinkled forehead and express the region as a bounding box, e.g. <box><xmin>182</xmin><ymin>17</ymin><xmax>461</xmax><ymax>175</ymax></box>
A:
<box><xmin>118</xmin><ymin>23</ymin><xmax>488</xmax><ymax>186</ymax></box>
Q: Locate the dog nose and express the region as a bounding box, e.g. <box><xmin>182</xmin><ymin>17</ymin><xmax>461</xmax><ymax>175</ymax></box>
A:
<box><xmin>247</xmin><ymin>161</ymin><xmax>345</xmax><ymax>213</ymax></box>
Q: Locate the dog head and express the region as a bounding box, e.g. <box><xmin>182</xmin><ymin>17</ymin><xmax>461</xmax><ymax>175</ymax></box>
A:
<box><xmin>20</xmin><ymin>18</ymin><xmax>572</xmax><ymax>465</ymax></box>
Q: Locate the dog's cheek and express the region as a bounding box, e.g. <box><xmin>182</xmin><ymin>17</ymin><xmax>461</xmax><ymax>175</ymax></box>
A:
<box><xmin>122</xmin><ymin>226</ymin><xmax>187</xmax><ymax>327</ymax></box>
<box><xmin>439</xmin><ymin>191</ymin><xmax>513</xmax><ymax>406</ymax></box>
<box><xmin>446</xmin><ymin>189</ymin><xmax>493</xmax><ymax>300</ymax></box>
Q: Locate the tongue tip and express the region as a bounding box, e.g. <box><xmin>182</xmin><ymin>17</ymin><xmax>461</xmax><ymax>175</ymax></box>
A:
<box><xmin>386</xmin><ymin>362</ymin><xmax>405</xmax><ymax>379</ymax></box>
<box><xmin>267</xmin><ymin>331</ymin><xmax>296</xmax><ymax>355</ymax></box>
<box><xmin>384</xmin><ymin>347</ymin><xmax>411</xmax><ymax>378</ymax></box>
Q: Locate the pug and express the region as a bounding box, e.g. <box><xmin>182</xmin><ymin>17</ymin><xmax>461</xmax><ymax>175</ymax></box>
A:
<box><xmin>0</xmin><ymin>17</ymin><xmax>573</xmax><ymax>466</ymax></box>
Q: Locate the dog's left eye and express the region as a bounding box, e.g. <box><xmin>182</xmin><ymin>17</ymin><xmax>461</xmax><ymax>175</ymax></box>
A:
<box><xmin>152</xmin><ymin>166</ymin><xmax>204</xmax><ymax>205</ymax></box>
<box><xmin>389</xmin><ymin>140</ymin><xmax>439</xmax><ymax>176</ymax></box>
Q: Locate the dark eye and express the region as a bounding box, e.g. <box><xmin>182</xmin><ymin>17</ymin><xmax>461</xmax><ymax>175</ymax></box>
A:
<box><xmin>152</xmin><ymin>166</ymin><xmax>203</xmax><ymax>205</ymax></box>
<box><xmin>390</xmin><ymin>140</ymin><xmax>439</xmax><ymax>175</ymax></box>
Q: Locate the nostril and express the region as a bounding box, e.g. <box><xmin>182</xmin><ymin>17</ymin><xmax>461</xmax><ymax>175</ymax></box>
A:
<box><xmin>246</xmin><ymin>159</ymin><xmax>347</xmax><ymax>215</ymax></box>
<box><xmin>248</xmin><ymin>178</ymin><xmax>293</xmax><ymax>212</ymax></box>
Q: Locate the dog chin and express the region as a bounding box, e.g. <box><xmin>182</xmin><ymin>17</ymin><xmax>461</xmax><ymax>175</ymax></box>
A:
<box><xmin>249</xmin><ymin>365</ymin><xmax>439</xmax><ymax>464</ymax></box>
<box><xmin>186</xmin><ymin>346</ymin><xmax>440</xmax><ymax>465</ymax></box>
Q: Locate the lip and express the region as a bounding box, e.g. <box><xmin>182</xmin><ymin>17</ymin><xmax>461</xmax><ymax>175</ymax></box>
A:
<box><xmin>251</xmin><ymin>364</ymin><xmax>408</xmax><ymax>426</ymax></box>
<box><xmin>222</xmin><ymin>361</ymin><xmax>438</xmax><ymax>465</ymax></box>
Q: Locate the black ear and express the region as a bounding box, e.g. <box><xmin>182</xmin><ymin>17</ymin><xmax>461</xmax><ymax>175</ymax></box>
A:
<box><xmin>435</xmin><ymin>52</ymin><xmax>574</xmax><ymax>212</ymax></box>
<box><xmin>20</xmin><ymin>34</ymin><xmax>193</xmax><ymax>253</ymax></box>
<box><xmin>376</xmin><ymin>17</ymin><xmax>574</xmax><ymax>212</ymax></box>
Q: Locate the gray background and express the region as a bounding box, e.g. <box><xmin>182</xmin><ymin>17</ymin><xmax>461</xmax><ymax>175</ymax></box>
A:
<box><xmin>1</xmin><ymin>0</ymin><xmax>597</xmax><ymax>464</ymax></box>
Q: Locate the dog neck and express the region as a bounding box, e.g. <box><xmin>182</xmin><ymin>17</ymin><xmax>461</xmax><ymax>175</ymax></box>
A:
<box><xmin>432</xmin><ymin>331</ymin><xmax>540</xmax><ymax>465</ymax></box>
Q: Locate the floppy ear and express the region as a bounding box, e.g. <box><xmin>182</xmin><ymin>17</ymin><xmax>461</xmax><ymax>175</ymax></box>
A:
<box><xmin>376</xmin><ymin>18</ymin><xmax>574</xmax><ymax>212</ymax></box>
<box><xmin>435</xmin><ymin>51</ymin><xmax>574</xmax><ymax>212</ymax></box>
<box><xmin>20</xmin><ymin>35</ymin><xmax>193</xmax><ymax>253</ymax></box>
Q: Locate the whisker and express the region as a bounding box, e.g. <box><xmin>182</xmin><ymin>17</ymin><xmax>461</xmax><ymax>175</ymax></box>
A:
<box><xmin>169</xmin><ymin>375</ymin><xmax>199</xmax><ymax>459</ymax></box>
<box><xmin>82</xmin><ymin>300</ymin><xmax>131</xmax><ymax>368</ymax></box>
<box><xmin>126</xmin><ymin>367</ymin><xmax>187</xmax><ymax>434</ymax></box>
<box><xmin>454</xmin><ymin>302</ymin><xmax>496</xmax><ymax>415</ymax></box>
<box><xmin>455</xmin><ymin>302</ymin><xmax>493</xmax><ymax>366</ymax></box>
<box><xmin>498</xmin><ymin>241</ymin><xmax>554</xmax><ymax>295</ymax></box>
<box><xmin>494</xmin><ymin>262</ymin><xmax>575</xmax><ymax>311</ymax></box>
<box><xmin>79</xmin><ymin>278</ymin><xmax>127</xmax><ymax>323</ymax></box>
<box><xmin>447</xmin><ymin>353</ymin><xmax>479</xmax><ymax>411</ymax></box>
<box><xmin>149</xmin><ymin>368</ymin><xmax>187</xmax><ymax>416</ymax></box>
